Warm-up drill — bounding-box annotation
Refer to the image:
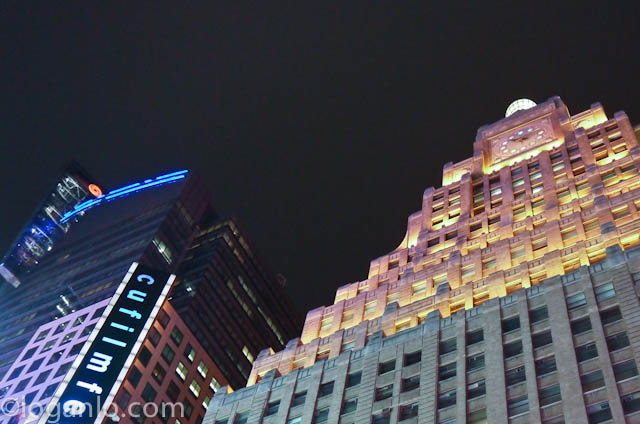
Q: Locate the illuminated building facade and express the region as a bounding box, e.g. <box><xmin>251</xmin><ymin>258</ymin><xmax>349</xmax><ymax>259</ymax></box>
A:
<box><xmin>0</xmin><ymin>166</ymin><xmax>301</xmax><ymax>423</ymax></box>
<box><xmin>204</xmin><ymin>97</ymin><xmax>640</xmax><ymax>424</ymax></box>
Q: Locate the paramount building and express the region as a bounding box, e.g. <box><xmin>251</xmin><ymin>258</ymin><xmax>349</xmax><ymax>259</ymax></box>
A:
<box><xmin>204</xmin><ymin>97</ymin><xmax>640</xmax><ymax>424</ymax></box>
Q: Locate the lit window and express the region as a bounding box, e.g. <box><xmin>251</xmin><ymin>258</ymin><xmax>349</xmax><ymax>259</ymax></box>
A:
<box><xmin>197</xmin><ymin>361</ymin><xmax>209</xmax><ymax>379</ymax></box>
<box><xmin>189</xmin><ymin>379</ymin><xmax>201</xmax><ymax>397</ymax></box>
<box><xmin>176</xmin><ymin>362</ymin><xmax>188</xmax><ymax>381</ymax></box>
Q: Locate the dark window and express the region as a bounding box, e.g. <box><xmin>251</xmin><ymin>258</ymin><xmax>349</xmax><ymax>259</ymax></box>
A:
<box><xmin>184</xmin><ymin>343</ymin><xmax>196</xmax><ymax>362</ymax></box>
<box><xmin>504</xmin><ymin>340</ymin><xmax>523</xmax><ymax>358</ymax></box>
<box><xmin>622</xmin><ymin>392</ymin><xmax>640</xmax><ymax>414</ymax></box>
<box><xmin>341</xmin><ymin>397</ymin><xmax>358</xmax><ymax>415</ymax></box>
<box><xmin>613</xmin><ymin>360</ymin><xmax>638</xmax><ymax>382</ymax></box>
<box><xmin>402</xmin><ymin>375</ymin><xmax>420</xmax><ymax>392</ymax></box>
<box><xmin>170</xmin><ymin>326</ymin><xmax>184</xmax><ymax>346</ymax></box>
<box><xmin>375</xmin><ymin>384</ymin><xmax>393</xmax><ymax>401</ymax></box>
<box><xmin>439</xmin><ymin>362</ymin><xmax>456</xmax><ymax>381</ymax></box>
<box><xmin>264</xmin><ymin>400</ymin><xmax>280</xmax><ymax>416</ymax></box>
<box><xmin>42</xmin><ymin>383</ymin><xmax>58</xmax><ymax>398</ymax></box>
<box><xmin>346</xmin><ymin>371</ymin><xmax>362</xmax><ymax>388</ymax></box>
<box><xmin>467</xmin><ymin>380</ymin><xmax>486</xmax><ymax>399</ymax></box>
<box><xmin>292</xmin><ymin>391</ymin><xmax>306</xmax><ymax>407</ymax></box>
<box><xmin>582</xmin><ymin>370</ymin><xmax>606</xmax><ymax>394</ymax></box>
<box><xmin>466</xmin><ymin>329</ymin><xmax>484</xmax><ymax>345</ymax></box>
<box><xmin>157</xmin><ymin>309</ymin><xmax>170</xmax><ymax>328</ymax></box>
<box><xmin>467</xmin><ymin>353</ymin><xmax>485</xmax><ymax>371</ymax></box>
<box><xmin>141</xmin><ymin>383</ymin><xmax>157</xmax><ymax>402</ymax></box>
<box><xmin>502</xmin><ymin>316</ymin><xmax>521</xmax><ymax>333</ymax></box>
<box><xmin>130</xmin><ymin>404</ymin><xmax>145</xmax><ymax>424</ymax></box>
<box><xmin>116</xmin><ymin>389</ymin><xmax>131</xmax><ymax>410</ymax></box>
<box><xmin>399</xmin><ymin>402</ymin><xmax>419</xmax><ymax>420</ymax></box>
<box><xmin>567</xmin><ymin>293</ymin><xmax>587</xmax><ymax>310</ymax></box>
<box><xmin>576</xmin><ymin>342</ymin><xmax>599</xmax><ymax>362</ymax></box>
<box><xmin>571</xmin><ymin>317</ymin><xmax>592</xmax><ymax>335</ymax></box>
<box><xmin>539</xmin><ymin>385</ymin><xmax>561</xmax><ymax>406</ymax></box>
<box><xmin>607</xmin><ymin>332</ymin><xmax>631</xmax><ymax>352</ymax></box>
<box><xmin>128</xmin><ymin>366</ymin><xmax>142</xmax><ymax>388</ymax></box>
<box><xmin>506</xmin><ymin>366</ymin><xmax>526</xmax><ymax>386</ymax></box>
<box><xmin>152</xmin><ymin>363</ymin><xmax>166</xmax><ymax>384</ymax></box>
<box><xmin>318</xmin><ymin>381</ymin><xmax>334</xmax><ymax>397</ymax></box>
<box><xmin>34</xmin><ymin>370</ymin><xmax>51</xmax><ymax>385</ymax></box>
<box><xmin>439</xmin><ymin>338</ymin><xmax>456</xmax><ymax>355</ymax></box>
<box><xmin>183</xmin><ymin>399</ymin><xmax>193</xmax><ymax>419</ymax></box>
<box><xmin>166</xmin><ymin>381</ymin><xmax>180</xmax><ymax>402</ymax></box>
<box><xmin>438</xmin><ymin>389</ymin><xmax>456</xmax><ymax>409</ymax></box>
<box><xmin>600</xmin><ymin>307</ymin><xmax>622</xmax><ymax>325</ymax></box>
<box><xmin>586</xmin><ymin>402</ymin><xmax>611</xmax><ymax>424</ymax></box>
<box><xmin>372</xmin><ymin>413</ymin><xmax>390</xmax><ymax>424</ymax></box>
<box><xmin>468</xmin><ymin>408</ymin><xmax>487</xmax><ymax>424</ymax></box>
<box><xmin>138</xmin><ymin>346</ymin><xmax>152</xmax><ymax>367</ymax></box>
<box><xmin>508</xmin><ymin>395</ymin><xmax>529</xmax><ymax>417</ymax></box>
<box><xmin>378</xmin><ymin>360</ymin><xmax>395</xmax><ymax>375</ymax></box>
<box><xmin>535</xmin><ymin>356</ymin><xmax>557</xmax><ymax>376</ymax></box>
<box><xmin>313</xmin><ymin>408</ymin><xmax>329</xmax><ymax>423</ymax></box>
<box><xmin>532</xmin><ymin>331</ymin><xmax>553</xmax><ymax>349</ymax></box>
<box><xmin>404</xmin><ymin>350</ymin><xmax>421</xmax><ymax>366</ymax></box>
<box><xmin>148</xmin><ymin>327</ymin><xmax>161</xmax><ymax>346</ymax></box>
<box><xmin>157</xmin><ymin>346</ymin><xmax>174</xmax><ymax>366</ymax></box>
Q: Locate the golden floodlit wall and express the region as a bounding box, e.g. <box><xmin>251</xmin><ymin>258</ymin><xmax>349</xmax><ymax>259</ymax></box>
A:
<box><xmin>247</xmin><ymin>97</ymin><xmax>640</xmax><ymax>386</ymax></box>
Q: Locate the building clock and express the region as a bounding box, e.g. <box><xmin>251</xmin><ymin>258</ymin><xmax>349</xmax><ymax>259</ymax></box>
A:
<box><xmin>490</xmin><ymin>119</ymin><xmax>553</xmax><ymax>165</ymax></box>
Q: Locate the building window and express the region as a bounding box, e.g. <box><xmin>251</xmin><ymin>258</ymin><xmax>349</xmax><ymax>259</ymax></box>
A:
<box><xmin>467</xmin><ymin>408</ymin><xmax>487</xmax><ymax>424</ymax></box>
<box><xmin>439</xmin><ymin>338</ymin><xmax>456</xmax><ymax>355</ymax></box>
<box><xmin>404</xmin><ymin>350</ymin><xmax>421</xmax><ymax>366</ymax></box>
<box><xmin>233</xmin><ymin>411</ymin><xmax>248</xmax><ymax>424</ymax></box>
<box><xmin>466</xmin><ymin>329</ymin><xmax>484</xmax><ymax>345</ymax></box>
<box><xmin>566</xmin><ymin>292</ymin><xmax>587</xmax><ymax>310</ymax></box>
<box><xmin>313</xmin><ymin>407</ymin><xmax>329</xmax><ymax>423</ymax></box>
<box><xmin>375</xmin><ymin>384</ymin><xmax>393</xmax><ymax>401</ymax></box>
<box><xmin>529</xmin><ymin>306</ymin><xmax>548</xmax><ymax>323</ymax></box>
<box><xmin>167</xmin><ymin>381</ymin><xmax>181</xmax><ymax>402</ymax></box>
<box><xmin>189</xmin><ymin>379</ymin><xmax>201</xmax><ymax>397</ymax></box>
<box><xmin>601</xmin><ymin>307</ymin><xmax>623</xmax><ymax>325</ymax></box>
<box><xmin>318</xmin><ymin>381</ymin><xmax>334</xmax><ymax>398</ymax></box>
<box><xmin>502</xmin><ymin>316</ymin><xmax>520</xmax><ymax>333</ymax></box>
<box><xmin>346</xmin><ymin>371</ymin><xmax>362</xmax><ymax>388</ymax></box>
<box><xmin>576</xmin><ymin>342</ymin><xmax>599</xmax><ymax>362</ymax></box>
<box><xmin>162</xmin><ymin>344</ymin><xmax>175</xmax><ymax>365</ymax></box>
<box><xmin>170</xmin><ymin>326</ymin><xmax>184</xmax><ymax>346</ymax></box>
<box><xmin>586</xmin><ymin>402</ymin><xmax>612</xmax><ymax>424</ymax></box>
<box><xmin>613</xmin><ymin>360</ymin><xmax>638</xmax><ymax>382</ymax></box>
<box><xmin>570</xmin><ymin>317</ymin><xmax>592</xmax><ymax>335</ymax></box>
<box><xmin>138</xmin><ymin>346</ymin><xmax>152</xmax><ymax>367</ymax></box>
<box><xmin>185</xmin><ymin>343</ymin><xmax>196</xmax><ymax>362</ymax></box>
<box><xmin>438</xmin><ymin>389</ymin><xmax>456</xmax><ymax>409</ymax></box>
<box><xmin>594</xmin><ymin>282</ymin><xmax>616</xmax><ymax>302</ymax></box>
<box><xmin>439</xmin><ymin>362</ymin><xmax>456</xmax><ymax>381</ymax></box>
<box><xmin>148</xmin><ymin>327</ymin><xmax>161</xmax><ymax>347</ymax></box>
<box><xmin>292</xmin><ymin>391</ymin><xmax>307</xmax><ymax>407</ymax></box>
<box><xmin>622</xmin><ymin>392</ymin><xmax>640</xmax><ymax>414</ymax></box>
<box><xmin>535</xmin><ymin>356</ymin><xmax>557</xmax><ymax>376</ymax></box>
<box><xmin>508</xmin><ymin>395</ymin><xmax>529</xmax><ymax>417</ymax></box>
<box><xmin>505</xmin><ymin>366</ymin><xmax>526</xmax><ymax>386</ymax></box>
<box><xmin>197</xmin><ymin>361</ymin><xmax>209</xmax><ymax>379</ymax></box>
<box><xmin>152</xmin><ymin>363</ymin><xmax>166</xmax><ymax>385</ymax></box>
<box><xmin>607</xmin><ymin>332</ymin><xmax>631</xmax><ymax>352</ymax></box>
<box><xmin>467</xmin><ymin>380</ymin><xmax>486</xmax><ymax>399</ymax></box>
<box><xmin>504</xmin><ymin>340</ymin><xmax>523</xmax><ymax>359</ymax></box>
<box><xmin>532</xmin><ymin>331</ymin><xmax>553</xmax><ymax>349</ymax></box>
<box><xmin>378</xmin><ymin>359</ymin><xmax>395</xmax><ymax>375</ymax></box>
<box><xmin>467</xmin><ymin>353</ymin><xmax>485</xmax><ymax>371</ymax></box>
<box><xmin>371</xmin><ymin>413</ymin><xmax>391</xmax><ymax>424</ymax></box>
<box><xmin>539</xmin><ymin>384</ymin><xmax>561</xmax><ymax>406</ymax></box>
<box><xmin>341</xmin><ymin>397</ymin><xmax>358</xmax><ymax>415</ymax></box>
<box><xmin>141</xmin><ymin>383</ymin><xmax>157</xmax><ymax>402</ymax></box>
<box><xmin>581</xmin><ymin>369</ymin><xmax>605</xmax><ymax>392</ymax></box>
<box><xmin>264</xmin><ymin>400</ymin><xmax>279</xmax><ymax>416</ymax></box>
<box><xmin>176</xmin><ymin>361</ymin><xmax>188</xmax><ymax>381</ymax></box>
<box><xmin>399</xmin><ymin>402</ymin><xmax>418</xmax><ymax>420</ymax></box>
<box><xmin>401</xmin><ymin>375</ymin><xmax>420</xmax><ymax>392</ymax></box>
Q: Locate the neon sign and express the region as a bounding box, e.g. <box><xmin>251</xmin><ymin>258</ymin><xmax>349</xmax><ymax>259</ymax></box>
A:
<box><xmin>38</xmin><ymin>263</ymin><xmax>176</xmax><ymax>424</ymax></box>
<box><xmin>60</xmin><ymin>170</ymin><xmax>188</xmax><ymax>224</ymax></box>
<box><xmin>87</xmin><ymin>184</ymin><xmax>103</xmax><ymax>197</ymax></box>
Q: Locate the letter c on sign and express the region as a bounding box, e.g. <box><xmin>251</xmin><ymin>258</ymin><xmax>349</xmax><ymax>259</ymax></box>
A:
<box><xmin>137</xmin><ymin>274</ymin><xmax>155</xmax><ymax>285</ymax></box>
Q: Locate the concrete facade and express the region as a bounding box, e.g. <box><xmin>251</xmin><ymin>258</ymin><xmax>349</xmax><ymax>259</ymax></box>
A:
<box><xmin>204</xmin><ymin>98</ymin><xmax>640</xmax><ymax>423</ymax></box>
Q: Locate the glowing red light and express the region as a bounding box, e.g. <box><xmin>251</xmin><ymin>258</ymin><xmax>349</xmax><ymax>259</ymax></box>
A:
<box><xmin>88</xmin><ymin>184</ymin><xmax>103</xmax><ymax>197</ymax></box>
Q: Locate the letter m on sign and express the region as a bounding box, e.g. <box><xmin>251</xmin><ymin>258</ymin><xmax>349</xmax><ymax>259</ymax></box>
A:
<box><xmin>86</xmin><ymin>352</ymin><xmax>113</xmax><ymax>373</ymax></box>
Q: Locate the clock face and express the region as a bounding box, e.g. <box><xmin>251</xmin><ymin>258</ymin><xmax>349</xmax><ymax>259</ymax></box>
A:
<box><xmin>490</xmin><ymin>120</ymin><xmax>553</xmax><ymax>164</ymax></box>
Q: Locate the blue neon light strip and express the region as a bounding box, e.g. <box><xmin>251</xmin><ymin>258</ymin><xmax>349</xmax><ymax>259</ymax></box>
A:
<box><xmin>60</xmin><ymin>170</ymin><xmax>188</xmax><ymax>223</ymax></box>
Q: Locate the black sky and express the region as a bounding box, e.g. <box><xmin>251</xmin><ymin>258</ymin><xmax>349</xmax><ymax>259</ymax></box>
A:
<box><xmin>2</xmin><ymin>2</ymin><xmax>640</xmax><ymax>313</ymax></box>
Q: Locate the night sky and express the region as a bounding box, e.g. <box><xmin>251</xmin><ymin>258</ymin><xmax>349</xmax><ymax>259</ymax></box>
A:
<box><xmin>3</xmin><ymin>3</ymin><xmax>640</xmax><ymax>314</ymax></box>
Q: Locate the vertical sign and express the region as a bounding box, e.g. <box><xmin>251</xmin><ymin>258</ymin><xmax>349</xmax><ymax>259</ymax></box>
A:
<box><xmin>39</xmin><ymin>262</ymin><xmax>176</xmax><ymax>424</ymax></box>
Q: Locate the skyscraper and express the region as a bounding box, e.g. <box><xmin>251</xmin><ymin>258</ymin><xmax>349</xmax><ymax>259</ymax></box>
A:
<box><xmin>0</xmin><ymin>165</ymin><xmax>301</xmax><ymax>423</ymax></box>
<box><xmin>204</xmin><ymin>97</ymin><xmax>640</xmax><ymax>424</ymax></box>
